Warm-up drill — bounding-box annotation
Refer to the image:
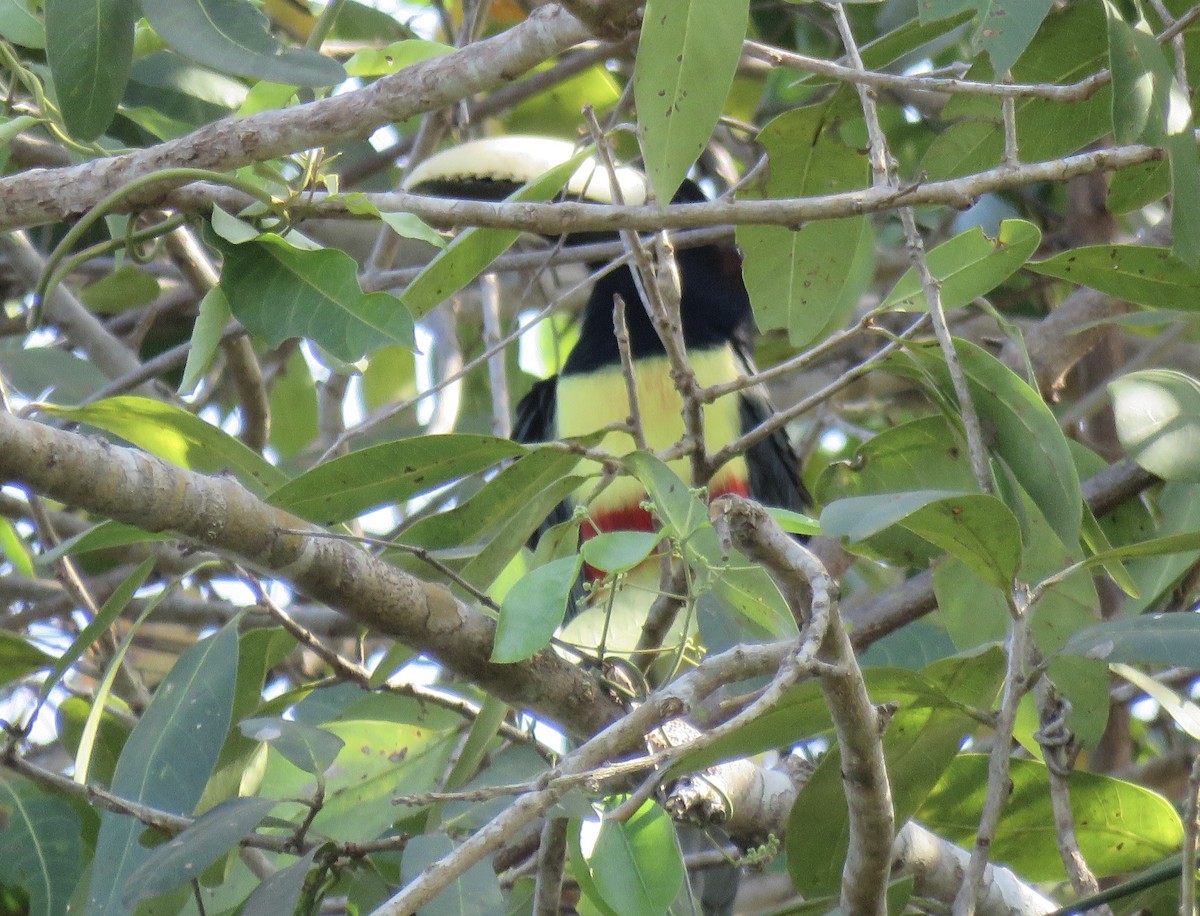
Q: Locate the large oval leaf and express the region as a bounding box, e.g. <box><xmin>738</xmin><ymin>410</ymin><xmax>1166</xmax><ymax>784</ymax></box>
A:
<box><xmin>122</xmin><ymin>796</ymin><xmax>277</xmax><ymax>909</ymax></box>
<box><xmin>822</xmin><ymin>490</ymin><xmax>1022</xmax><ymax>589</ymax></box>
<box><xmin>45</xmin><ymin>0</ymin><xmax>136</xmax><ymax>139</ymax></box>
<box><xmin>219</xmin><ymin>235</ymin><xmax>415</xmax><ymax>363</ymax></box>
<box><xmin>493</xmin><ymin>555</ymin><xmax>581</xmax><ymax>663</ymax></box>
<box><xmin>41</xmin><ymin>396</ymin><xmax>287</xmax><ymax>496</ymax></box>
<box><xmin>899</xmin><ymin>339</ymin><xmax>1083</xmax><ymax>546</ymax></box>
<box><xmin>882</xmin><ymin>219</ymin><xmax>1041</xmax><ymax>311</ymax></box>
<box><xmin>1110</xmin><ymin>369</ymin><xmax>1200</xmax><ymax>482</ymax></box>
<box><xmin>581</xmin><ymin>801</ymin><xmax>685</xmax><ymax>916</ymax></box>
<box><xmin>737</xmin><ymin>105</ymin><xmax>871</xmax><ymax>346</ymax></box>
<box><xmin>87</xmin><ymin>623</ymin><xmax>240</xmax><ymax>913</ymax></box>
<box><xmin>1028</xmin><ymin>245</ymin><xmax>1200</xmax><ymax>310</ymax></box>
<box><xmin>142</xmin><ymin>0</ymin><xmax>345</xmax><ymax>86</ymax></box>
<box><xmin>634</xmin><ymin>0</ymin><xmax>748</xmax><ymax>202</ymax></box>
<box><xmin>919</xmin><ymin>755</ymin><xmax>1182</xmax><ymax>880</ymax></box>
<box><xmin>0</xmin><ymin>779</ymin><xmax>82</xmax><ymax>916</ymax></box>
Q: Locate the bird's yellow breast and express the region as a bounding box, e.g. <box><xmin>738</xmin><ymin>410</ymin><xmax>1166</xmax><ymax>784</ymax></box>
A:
<box><xmin>555</xmin><ymin>349</ymin><xmax>749</xmax><ymax>516</ymax></box>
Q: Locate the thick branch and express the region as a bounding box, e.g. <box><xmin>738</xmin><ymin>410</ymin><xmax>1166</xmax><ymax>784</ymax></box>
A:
<box><xmin>0</xmin><ymin>410</ymin><xmax>622</xmax><ymax>740</ymax></box>
<box><xmin>712</xmin><ymin>496</ymin><xmax>893</xmax><ymax>916</ymax></box>
<box><xmin>0</xmin><ymin>4</ymin><xmax>606</xmax><ymax>230</ymax></box>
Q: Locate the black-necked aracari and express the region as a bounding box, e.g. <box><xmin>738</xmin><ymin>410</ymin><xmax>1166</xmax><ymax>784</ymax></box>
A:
<box><xmin>405</xmin><ymin>137</ymin><xmax>809</xmax><ymax>602</ymax></box>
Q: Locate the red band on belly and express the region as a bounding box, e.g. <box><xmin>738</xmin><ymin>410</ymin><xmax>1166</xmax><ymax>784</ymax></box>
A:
<box><xmin>579</xmin><ymin>475</ymin><xmax>749</xmax><ymax>581</ymax></box>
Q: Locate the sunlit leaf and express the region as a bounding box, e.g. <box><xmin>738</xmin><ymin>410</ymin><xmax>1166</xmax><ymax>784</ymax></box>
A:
<box><xmin>1110</xmin><ymin>369</ymin><xmax>1200</xmax><ymax>482</ymax></box>
<box><xmin>493</xmin><ymin>555</ymin><xmax>581</xmax><ymax>662</ymax></box>
<box><xmin>882</xmin><ymin>219</ymin><xmax>1041</xmax><ymax>311</ymax></box>
<box><xmin>41</xmin><ymin>396</ymin><xmax>287</xmax><ymax>496</ymax></box>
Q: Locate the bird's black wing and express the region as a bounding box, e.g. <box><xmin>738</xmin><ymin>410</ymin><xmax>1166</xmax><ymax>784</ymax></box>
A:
<box><xmin>513</xmin><ymin>374</ymin><xmax>557</xmax><ymax>444</ymax></box>
<box><xmin>513</xmin><ymin>375</ymin><xmax>574</xmax><ymax>537</ymax></box>
<box><xmin>730</xmin><ymin>339</ymin><xmax>811</xmax><ymax>513</ymax></box>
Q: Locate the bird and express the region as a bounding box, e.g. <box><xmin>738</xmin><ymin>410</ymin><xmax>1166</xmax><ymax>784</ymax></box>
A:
<box><xmin>405</xmin><ymin>136</ymin><xmax>809</xmax><ymax>639</ymax></box>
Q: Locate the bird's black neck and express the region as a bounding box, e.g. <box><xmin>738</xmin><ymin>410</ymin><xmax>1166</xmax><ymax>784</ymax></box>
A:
<box><xmin>560</xmin><ymin>244</ymin><xmax>753</xmax><ymax>376</ymax></box>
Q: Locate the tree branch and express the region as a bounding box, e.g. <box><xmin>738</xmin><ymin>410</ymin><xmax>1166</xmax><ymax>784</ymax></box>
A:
<box><xmin>0</xmin><ymin>408</ymin><xmax>623</xmax><ymax>740</ymax></box>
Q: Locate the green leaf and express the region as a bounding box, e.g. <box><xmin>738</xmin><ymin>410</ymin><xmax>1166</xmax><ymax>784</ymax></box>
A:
<box><xmin>816</xmin><ymin>415</ymin><xmax>979</xmax><ymax>567</ymax></box>
<box><xmin>0</xmin><ymin>631</ymin><xmax>52</xmax><ymax>684</ymax></box>
<box><xmin>122</xmin><ymin>796</ymin><xmax>277</xmax><ymax>908</ymax></box>
<box><xmin>1027</xmin><ymin>245</ymin><xmax>1200</xmax><ymax>310</ymax></box>
<box><xmin>240</xmin><ymin>847</ymin><xmax>320</xmax><ymax>916</ymax></box>
<box><xmin>457</xmin><ymin>472</ymin><xmax>585</xmax><ymax>590</ymax></box>
<box><xmin>343</xmin><ymin>38</ymin><xmax>451</xmax><ymax>77</ymax></box>
<box><xmin>36</xmin><ymin>558</ymin><xmax>154</xmax><ymax>711</ymax></box>
<box><xmin>1064</xmin><ymin>613</ymin><xmax>1200</xmax><ymax>667</ymax></box>
<box><xmin>1103</xmin><ymin>1</ymin><xmax>1200</xmax><ymax>261</ymax></box>
<box><xmin>57</xmin><ymin>697</ymin><xmax>131</xmax><ymax>787</ymax></box>
<box><xmin>142</xmin><ymin>0</ymin><xmax>345</xmax><ymax>86</ymax></box>
<box><xmin>577</xmin><ymin>802</ymin><xmax>684</xmax><ymax>916</ymax></box>
<box><xmin>737</xmin><ymin>105</ymin><xmax>871</xmax><ymax>346</ymax></box>
<box><xmin>919</xmin><ymin>755</ymin><xmax>1183</xmax><ymax>880</ymax></box>
<box><xmin>45</xmin><ymin>0</ymin><xmax>136</xmax><ymax>139</ymax></box>
<box><xmin>901</xmin><ymin>339</ymin><xmax>1083</xmax><ymax>546</ymax></box>
<box><xmin>1110</xmin><ymin>369</ymin><xmax>1200</xmax><ymax>482</ymax></box>
<box><xmin>921</xmin><ymin>3</ymin><xmax>1110</xmax><ymax>180</ymax></box>
<box><xmin>342</xmin><ymin>192</ymin><xmax>445</xmax><ymax>249</ymax></box>
<box><xmin>219</xmin><ymin>234</ymin><xmax>415</xmax><ymax>363</ymax></box>
<box><xmin>269</xmin><ymin>434</ymin><xmax>523</xmax><ymax>523</ymax></box>
<box><xmin>634</xmin><ymin>0</ymin><xmax>748</xmax><ymax>202</ymax></box>
<box><xmin>0</xmin><ymin>516</ymin><xmax>32</xmax><ymax>577</ymax></box>
<box><xmin>38</xmin><ymin>520</ymin><xmax>167</xmax><ymax>567</ymax></box>
<box><xmin>41</xmin><ymin>396</ymin><xmax>287</xmax><ymax>496</ymax></box>
<box><xmin>493</xmin><ymin>555</ymin><xmax>581</xmax><ymax>663</ymax></box>
<box><xmin>0</xmin><ymin>779</ymin><xmax>82</xmax><ymax>916</ymax></box>
<box><xmin>882</xmin><ymin>219</ymin><xmax>1041</xmax><ymax>311</ymax></box>
<box><xmin>399</xmin><ymin>448</ymin><xmax>579</xmax><ymax>550</ymax></box>
<box><xmin>580</xmin><ymin>531</ymin><xmax>663</xmax><ymax>574</ymax></box>
<box><xmin>180</xmin><ymin>286</ymin><xmax>232</xmax><ymax>393</ymax></box>
<box><xmin>1107</xmin><ymin>159</ymin><xmax>1169</xmax><ymax>214</ymax></box>
<box><xmin>258</xmin><ymin>713</ymin><xmax>457</xmax><ymax>842</ymax></box>
<box><xmin>766</xmin><ymin>507</ymin><xmax>821</xmax><ymax>537</ymax></box>
<box><xmin>0</xmin><ymin>0</ymin><xmax>44</xmax><ymax>48</ymax></box>
<box><xmin>1122</xmin><ymin>482</ymin><xmax>1200</xmax><ymax>616</ymax></box>
<box><xmin>626</xmin><ymin>451</ymin><xmax>707</xmax><ymax>539</ymax></box>
<box><xmin>971</xmin><ymin>0</ymin><xmax>1056</xmax><ymax>74</ymax></box>
<box><xmin>822</xmin><ymin>490</ymin><xmax>1021</xmax><ymax>589</ymax></box>
<box><xmin>240</xmin><ymin>717</ymin><xmax>345</xmax><ymax>775</ymax></box>
<box><xmin>87</xmin><ymin>622</ymin><xmax>239</xmax><ymax>914</ymax></box>
<box><xmin>267</xmin><ymin>347</ymin><xmax>318</xmax><ymax>458</ymax></box>
<box><xmin>1166</xmin><ymin>127</ymin><xmax>1200</xmax><ymax>264</ymax></box>
<box><xmin>79</xmin><ymin>266</ymin><xmax>160</xmax><ymax>313</ymax></box>
<box><xmin>401</xmin><ymin>147</ymin><xmax>595</xmax><ymax>318</ymax></box>
<box><xmin>0</xmin><ymin>343</ymin><xmax>107</xmax><ymax>404</ymax></box>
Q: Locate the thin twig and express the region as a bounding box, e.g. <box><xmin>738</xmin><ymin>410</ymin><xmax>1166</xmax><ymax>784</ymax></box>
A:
<box><xmin>953</xmin><ymin>592</ymin><xmax>1032</xmax><ymax>916</ymax></box>
<box><xmin>1182</xmin><ymin>754</ymin><xmax>1200</xmax><ymax>916</ymax></box>
<box><xmin>828</xmin><ymin>2</ymin><xmax>993</xmax><ymax>495</ymax></box>
<box><xmin>612</xmin><ymin>294</ymin><xmax>648</xmax><ymax>450</ymax></box>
